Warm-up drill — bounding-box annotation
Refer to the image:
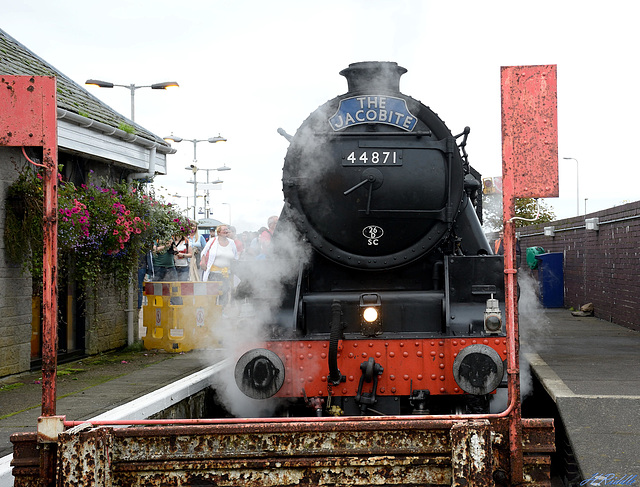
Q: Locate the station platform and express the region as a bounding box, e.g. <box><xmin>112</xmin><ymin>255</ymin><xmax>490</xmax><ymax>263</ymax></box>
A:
<box><xmin>0</xmin><ymin>347</ymin><xmax>225</xmax><ymax>486</ymax></box>
<box><xmin>526</xmin><ymin>308</ymin><xmax>640</xmax><ymax>483</ymax></box>
<box><xmin>0</xmin><ymin>309</ymin><xmax>638</xmax><ymax>486</ymax></box>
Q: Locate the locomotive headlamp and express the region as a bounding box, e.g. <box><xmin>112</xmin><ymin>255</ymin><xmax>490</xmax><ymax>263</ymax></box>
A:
<box><xmin>363</xmin><ymin>307</ymin><xmax>378</xmax><ymax>322</ymax></box>
<box><xmin>360</xmin><ymin>294</ymin><xmax>382</xmax><ymax>336</ymax></box>
<box><xmin>484</xmin><ymin>297</ymin><xmax>503</xmax><ymax>334</ymax></box>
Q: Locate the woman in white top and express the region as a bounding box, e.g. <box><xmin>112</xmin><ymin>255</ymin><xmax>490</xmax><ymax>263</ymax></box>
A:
<box><xmin>200</xmin><ymin>225</ymin><xmax>239</xmax><ymax>304</ymax></box>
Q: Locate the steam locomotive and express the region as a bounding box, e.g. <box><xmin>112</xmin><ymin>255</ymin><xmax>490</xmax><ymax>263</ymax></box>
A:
<box><xmin>234</xmin><ymin>62</ymin><xmax>506</xmax><ymax>416</ymax></box>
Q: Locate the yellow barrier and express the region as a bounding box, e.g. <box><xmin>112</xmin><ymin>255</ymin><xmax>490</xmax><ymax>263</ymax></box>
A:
<box><xmin>142</xmin><ymin>281</ymin><xmax>224</xmax><ymax>353</ymax></box>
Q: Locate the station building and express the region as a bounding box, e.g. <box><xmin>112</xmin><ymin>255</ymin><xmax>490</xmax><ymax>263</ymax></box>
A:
<box><xmin>0</xmin><ymin>28</ymin><xmax>175</xmax><ymax>378</ymax></box>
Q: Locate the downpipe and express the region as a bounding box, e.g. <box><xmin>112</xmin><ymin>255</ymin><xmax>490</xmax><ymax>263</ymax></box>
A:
<box><xmin>125</xmin><ymin>147</ymin><xmax>157</xmax><ymax>345</ymax></box>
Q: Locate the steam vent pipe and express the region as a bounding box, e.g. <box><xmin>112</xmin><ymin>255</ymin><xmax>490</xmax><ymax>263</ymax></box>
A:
<box><xmin>339</xmin><ymin>61</ymin><xmax>407</xmax><ymax>93</ymax></box>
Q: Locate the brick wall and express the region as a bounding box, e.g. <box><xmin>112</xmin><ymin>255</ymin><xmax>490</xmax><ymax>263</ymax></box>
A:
<box><xmin>517</xmin><ymin>201</ymin><xmax>640</xmax><ymax>331</ymax></box>
<box><xmin>83</xmin><ymin>283</ymin><xmax>128</xmax><ymax>355</ymax></box>
<box><xmin>0</xmin><ymin>148</ymin><xmax>34</xmax><ymax>376</ymax></box>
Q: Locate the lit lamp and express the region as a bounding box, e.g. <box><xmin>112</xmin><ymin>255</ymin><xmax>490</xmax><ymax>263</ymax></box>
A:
<box><xmin>360</xmin><ymin>293</ymin><xmax>382</xmax><ymax>336</ymax></box>
<box><xmin>85</xmin><ymin>79</ymin><xmax>179</xmax><ymax>122</ymax></box>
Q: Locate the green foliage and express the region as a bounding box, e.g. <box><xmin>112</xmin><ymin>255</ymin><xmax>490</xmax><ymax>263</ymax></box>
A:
<box><xmin>0</xmin><ymin>382</ymin><xmax>25</xmax><ymax>393</ymax></box>
<box><xmin>482</xmin><ymin>194</ymin><xmax>555</xmax><ymax>230</ymax></box>
<box><xmin>118</xmin><ymin>122</ymin><xmax>135</xmax><ymax>134</ymax></box>
<box><xmin>514</xmin><ymin>198</ymin><xmax>555</xmax><ymax>227</ymax></box>
<box><xmin>4</xmin><ymin>166</ymin><xmax>192</xmax><ymax>292</ymax></box>
<box><xmin>4</xmin><ymin>168</ymin><xmax>44</xmax><ymax>278</ymax></box>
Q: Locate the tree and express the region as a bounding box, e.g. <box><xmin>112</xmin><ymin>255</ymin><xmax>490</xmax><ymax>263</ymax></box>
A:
<box><xmin>482</xmin><ymin>195</ymin><xmax>555</xmax><ymax>231</ymax></box>
<box><xmin>513</xmin><ymin>198</ymin><xmax>555</xmax><ymax>227</ymax></box>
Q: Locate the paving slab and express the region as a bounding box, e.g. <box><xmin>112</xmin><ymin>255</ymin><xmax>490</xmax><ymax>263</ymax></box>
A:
<box><xmin>529</xmin><ymin>309</ymin><xmax>640</xmax><ymax>481</ymax></box>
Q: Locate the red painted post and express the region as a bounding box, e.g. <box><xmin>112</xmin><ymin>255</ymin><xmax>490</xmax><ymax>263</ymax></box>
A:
<box><xmin>0</xmin><ymin>75</ymin><xmax>59</xmax><ymax>486</ymax></box>
<box><xmin>501</xmin><ymin>65</ymin><xmax>558</xmax><ymax>484</ymax></box>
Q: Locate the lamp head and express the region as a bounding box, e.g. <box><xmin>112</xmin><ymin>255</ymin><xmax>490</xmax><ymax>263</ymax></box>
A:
<box><xmin>164</xmin><ymin>135</ymin><xmax>183</xmax><ymax>143</ymax></box>
<box><xmin>208</xmin><ymin>135</ymin><xmax>227</xmax><ymax>143</ymax></box>
<box><xmin>217</xmin><ymin>164</ymin><xmax>231</xmax><ymax>171</ymax></box>
<box><xmin>85</xmin><ymin>79</ymin><xmax>114</xmax><ymax>88</ymax></box>
<box><xmin>151</xmin><ymin>81</ymin><xmax>179</xmax><ymax>90</ymax></box>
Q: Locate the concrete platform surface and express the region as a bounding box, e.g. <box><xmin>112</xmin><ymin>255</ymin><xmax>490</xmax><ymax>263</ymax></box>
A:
<box><xmin>527</xmin><ymin>308</ymin><xmax>640</xmax><ymax>483</ymax></box>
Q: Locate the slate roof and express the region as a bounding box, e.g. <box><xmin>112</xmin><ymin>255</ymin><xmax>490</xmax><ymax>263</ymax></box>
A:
<box><xmin>0</xmin><ymin>27</ymin><xmax>170</xmax><ymax>148</ymax></box>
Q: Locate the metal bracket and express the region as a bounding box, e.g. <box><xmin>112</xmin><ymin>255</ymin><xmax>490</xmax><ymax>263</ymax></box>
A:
<box><xmin>354</xmin><ymin>358</ymin><xmax>383</xmax><ymax>412</ymax></box>
<box><xmin>37</xmin><ymin>415</ymin><xmax>66</xmax><ymax>443</ymax></box>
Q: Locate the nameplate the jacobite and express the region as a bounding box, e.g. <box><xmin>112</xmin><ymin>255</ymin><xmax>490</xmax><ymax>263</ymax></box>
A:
<box><xmin>329</xmin><ymin>95</ymin><xmax>417</xmax><ymax>131</ymax></box>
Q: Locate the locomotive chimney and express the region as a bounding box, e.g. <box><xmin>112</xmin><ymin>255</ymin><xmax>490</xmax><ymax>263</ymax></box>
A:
<box><xmin>339</xmin><ymin>61</ymin><xmax>407</xmax><ymax>93</ymax></box>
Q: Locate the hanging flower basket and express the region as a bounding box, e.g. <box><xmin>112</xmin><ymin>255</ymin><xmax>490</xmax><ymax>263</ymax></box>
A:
<box><xmin>4</xmin><ymin>167</ymin><xmax>192</xmax><ymax>290</ymax></box>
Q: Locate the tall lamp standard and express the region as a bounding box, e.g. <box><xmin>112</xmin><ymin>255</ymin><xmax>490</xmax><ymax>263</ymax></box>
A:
<box><xmin>164</xmin><ymin>135</ymin><xmax>227</xmax><ymax>221</ymax></box>
<box><xmin>563</xmin><ymin>157</ymin><xmax>579</xmax><ymax>215</ymax></box>
<box><xmin>85</xmin><ymin>80</ymin><xmax>178</xmax><ymax>347</ymax></box>
<box><xmin>85</xmin><ymin>79</ymin><xmax>179</xmax><ymax>122</ymax></box>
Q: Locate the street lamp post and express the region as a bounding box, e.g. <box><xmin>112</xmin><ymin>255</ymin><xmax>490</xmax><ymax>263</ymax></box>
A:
<box><xmin>563</xmin><ymin>157</ymin><xmax>579</xmax><ymax>215</ymax></box>
<box><xmin>164</xmin><ymin>135</ymin><xmax>228</xmax><ymax>221</ymax></box>
<box><xmin>85</xmin><ymin>79</ymin><xmax>178</xmax><ymax>347</ymax></box>
<box><xmin>85</xmin><ymin>79</ymin><xmax>179</xmax><ymax>122</ymax></box>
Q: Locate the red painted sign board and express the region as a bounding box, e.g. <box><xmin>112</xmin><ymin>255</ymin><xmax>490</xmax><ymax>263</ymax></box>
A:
<box><xmin>0</xmin><ymin>75</ymin><xmax>57</xmax><ymax>148</ymax></box>
<box><xmin>501</xmin><ymin>65</ymin><xmax>558</xmax><ymax>199</ymax></box>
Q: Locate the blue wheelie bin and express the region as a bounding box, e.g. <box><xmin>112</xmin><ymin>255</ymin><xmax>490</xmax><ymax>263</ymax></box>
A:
<box><xmin>535</xmin><ymin>252</ymin><xmax>564</xmax><ymax>308</ymax></box>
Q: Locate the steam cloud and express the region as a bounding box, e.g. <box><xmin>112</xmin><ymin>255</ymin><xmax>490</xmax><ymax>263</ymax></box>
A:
<box><xmin>490</xmin><ymin>270</ymin><xmax>550</xmax><ymax>412</ymax></box>
<box><xmin>203</xmin><ymin>217</ymin><xmax>313</xmax><ymax>417</ymax></box>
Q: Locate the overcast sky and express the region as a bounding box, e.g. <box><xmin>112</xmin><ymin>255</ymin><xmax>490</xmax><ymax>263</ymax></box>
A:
<box><xmin>3</xmin><ymin>0</ymin><xmax>638</xmax><ymax>232</ymax></box>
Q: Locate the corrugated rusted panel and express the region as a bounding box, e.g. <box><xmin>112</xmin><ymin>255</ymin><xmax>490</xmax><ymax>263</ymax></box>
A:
<box><xmin>48</xmin><ymin>417</ymin><xmax>554</xmax><ymax>486</ymax></box>
<box><xmin>501</xmin><ymin>65</ymin><xmax>558</xmax><ymax>199</ymax></box>
<box><xmin>451</xmin><ymin>420</ymin><xmax>492</xmax><ymax>485</ymax></box>
<box><xmin>11</xmin><ymin>418</ymin><xmax>553</xmax><ymax>485</ymax></box>
<box><xmin>9</xmin><ymin>432</ymin><xmax>41</xmax><ymax>487</ymax></box>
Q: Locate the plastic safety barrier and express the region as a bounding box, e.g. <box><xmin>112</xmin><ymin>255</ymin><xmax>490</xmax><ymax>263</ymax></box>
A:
<box><xmin>142</xmin><ymin>281</ymin><xmax>223</xmax><ymax>352</ymax></box>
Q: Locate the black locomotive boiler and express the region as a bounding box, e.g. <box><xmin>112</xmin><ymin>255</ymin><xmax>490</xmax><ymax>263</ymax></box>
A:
<box><xmin>234</xmin><ymin>62</ymin><xmax>506</xmax><ymax>416</ymax></box>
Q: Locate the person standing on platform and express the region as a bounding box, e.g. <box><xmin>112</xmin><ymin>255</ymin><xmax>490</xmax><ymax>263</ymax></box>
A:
<box><xmin>229</xmin><ymin>225</ymin><xmax>244</xmax><ymax>258</ymax></box>
<box><xmin>258</xmin><ymin>215</ymin><xmax>278</xmax><ymax>257</ymax></box>
<box><xmin>152</xmin><ymin>240</ymin><xmax>177</xmax><ymax>281</ymax></box>
<box><xmin>199</xmin><ymin>224</ymin><xmax>238</xmax><ymax>305</ymax></box>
